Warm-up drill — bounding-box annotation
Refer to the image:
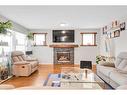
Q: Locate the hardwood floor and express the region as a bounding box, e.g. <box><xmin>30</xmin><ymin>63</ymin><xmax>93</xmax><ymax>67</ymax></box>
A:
<box><xmin>3</xmin><ymin>64</ymin><xmax>78</xmax><ymax>88</ymax></box>
<box><xmin>2</xmin><ymin>64</ymin><xmax>96</xmax><ymax>88</ymax></box>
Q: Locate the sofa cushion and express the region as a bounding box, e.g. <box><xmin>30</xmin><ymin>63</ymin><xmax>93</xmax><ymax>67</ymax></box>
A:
<box><xmin>116</xmin><ymin>85</ymin><xmax>127</xmax><ymax>89</ymax></box>
<box><xmin>13</xmin><ymin>56</ymin><xmax>20</xmax><ymax>62</ymax></box>
<box><xmin>115</xmin><ymin>52</ymin><xmax>127</xmax><ymax>68</ymax></box>
<box><xmin>11</xmin><ymin>51</ymin><xmax>24</xmax><ymax>57</ymax></box>
<box><xmin>116</xmin><ymin>59</ymin><xmax>127</xmax><ymax>73</ymax></box>
<box><xmin>99</xmin><ymin>61</ymin><xmax>115</xmax><ymax>67</ymax></box>
<box><xmin>98</xmin><ymin>66</ymin><xmax>115</xmax><ymax>77</ymax></box>
<box><xmin>109</xmin><ymin>70</ymin><xmax>127</xmax><ymax>85</ymax></box>
<box><xmin>30</xmin><ymin>61</ymin><xmax>38</xmax><ymax>68</ymax></box>
<box><xmin>21</xmin><ymin>55</ymin><xmax>26</xmax><ymax>60</ymax></box>
<box><xmin>14</xmin><ymin>61</ymin><xmax>30</xmax><ymax>65</ymax></box>
<box><xmin>113</xmin><ymin>52</ymin><xmax>127</xmax><ymax>74</ymax></box>
<box><xmin>115</xmin><ymin>58</ymin><xmax>122</xmax><ymax>67</ymax></box>
<box><xmin>18</xmin><ymin>56</ymin><xmax>24</xmax><ymax>61</ymax></box>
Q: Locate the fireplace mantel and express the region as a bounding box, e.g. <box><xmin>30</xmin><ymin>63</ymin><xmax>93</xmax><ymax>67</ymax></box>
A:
<box><xmin>49</xmin><ymin>44</ymin><xmax>79</xmax><ymax>48</ymax></box>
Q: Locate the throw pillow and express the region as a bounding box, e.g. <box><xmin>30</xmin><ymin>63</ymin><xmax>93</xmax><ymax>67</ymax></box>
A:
<box><xmin>114</xmin><ymin>58</ymin><xmax>122</xmax><ymax>68</ymax></box>
<box><xmin>117</xmin><ymin>59</ymin><xmax>127</xmax><ymax>73</ymax></box>
<box><xmin>99</xmin><ymin>61</ymin><xmax>115</xmax><ymax>67</ymax></box>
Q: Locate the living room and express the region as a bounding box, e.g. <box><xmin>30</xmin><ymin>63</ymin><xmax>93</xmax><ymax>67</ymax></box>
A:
<box><xmin>0</xmin><ymin>5</ymin><xmax>127</xmax><ymax>91</ymax></box>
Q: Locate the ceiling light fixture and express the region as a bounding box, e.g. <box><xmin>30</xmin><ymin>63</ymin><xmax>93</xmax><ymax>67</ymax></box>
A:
<box><xmin>62</xmin><ymin>30</ymin><xmax>66</xmax><ymax>34</ymax></box>
<box><xmin>60</xmin><ymin>23</ymin><xmax>68</xmax><ymax>27</ymax></box>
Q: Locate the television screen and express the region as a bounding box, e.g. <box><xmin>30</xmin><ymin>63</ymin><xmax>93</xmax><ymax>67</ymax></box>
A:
<box><xmin>53</xmin><ymin>30</ymin><xmax>75</xmax><ymax>43</ymax></box>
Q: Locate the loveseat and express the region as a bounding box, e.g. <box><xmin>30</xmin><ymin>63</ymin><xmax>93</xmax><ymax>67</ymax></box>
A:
<box><xmin>97</xmin><ymin>52</ymin><xmax>127</xmax><ymax>89</ymax></box>
<box><xmin>11</xmin><ymin>51</ymin><xmax>39</xmax><ymax>76</ymax></box>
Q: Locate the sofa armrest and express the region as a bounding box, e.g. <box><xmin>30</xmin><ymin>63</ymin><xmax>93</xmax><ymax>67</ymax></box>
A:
<box><xmin>99</xmin><ymin>61</ymin><xmax>115</xmax><ymax>67</ymax></box>
<box><xmin>13</xmin><ymin>61</ymin><xmax>30</xmax><ymax>65</ymax></box>
<box><xmin>116</xmin><ymin>85</ymin><xmax>127</xmax><ymax>90</ymax></box>
<box><xmin>26</xmin><ymin>58</ymin><xmax>38</xmax><ymax>61</ymax></box>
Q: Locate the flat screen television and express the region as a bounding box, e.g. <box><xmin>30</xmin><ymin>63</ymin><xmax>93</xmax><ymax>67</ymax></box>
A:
<box><xmin>53</xmin><ymin>30</ymin><xmax>75</xmax><ymax>43</ymax></box>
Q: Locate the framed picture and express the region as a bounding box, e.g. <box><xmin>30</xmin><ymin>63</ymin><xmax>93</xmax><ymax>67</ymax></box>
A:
<box><xmin>114</xmin><ymin>30</ymin><xmax>120</xmax><ymax>37</ymax></box>
<box><xmin>102</xmin><ymin>26</ymin><xmax>108</xmax><ymax>35</ymax></box>
<box><xmin>110</xmin><ymin>31</ymin><xmax>115</xmax><ymax>38</ymax></box>
<box><xmin>120</xmin><ymin>22</ymin><xmax>126</xmax><ymax>31</ymax></box>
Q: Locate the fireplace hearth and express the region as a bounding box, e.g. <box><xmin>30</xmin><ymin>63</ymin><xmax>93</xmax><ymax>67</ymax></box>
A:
<box><xmin>54</xmin><ymin>48</ymin><xmax>74</xmax><ymax>64</ymax></box>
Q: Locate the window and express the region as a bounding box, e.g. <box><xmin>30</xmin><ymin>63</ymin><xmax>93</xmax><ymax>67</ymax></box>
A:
<box><xmin>33</xmin><ymin>33</ymin><xmax>47</xmax><ymax>46</ymax></box>
<box><xmin>15</xmin><ymin>32</ymin><xmax>26</xmax><ymax>51</ymax></box>
<box><xmin>81</xmin><ymin>32</ymin><xmax>97</xmax><ymax>46</ymax></box>
<box><xmin>0</xmin><ymin>33</ymin><xmax>12</xmax><ymax>56</ymax></box>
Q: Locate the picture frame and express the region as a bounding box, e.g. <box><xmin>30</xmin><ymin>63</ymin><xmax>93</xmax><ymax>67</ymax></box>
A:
<box><xmin>110</xmin><ymin>31</ymin><xmax>115</xmax><ymax>38</ymax></box>
<box><xmin>120</xmin><ymin>22</ymin><xmax>126</xmax><ymax>31</ymax></box>
<box><xmin>114</xmin><ymin>30</ymin><xmax>120</xmax><ymax>37</ymax></box>
<box><xmin>102</xmin><ymin>26</ymin><xmax>108</xmax><ymax>35</ymax></box>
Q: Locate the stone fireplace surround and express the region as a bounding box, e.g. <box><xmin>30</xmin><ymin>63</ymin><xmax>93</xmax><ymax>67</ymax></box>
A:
<box><xmin>49</xmin><ymin>44</ymin><xmax>78</xmax><ymax>64</ymax></box>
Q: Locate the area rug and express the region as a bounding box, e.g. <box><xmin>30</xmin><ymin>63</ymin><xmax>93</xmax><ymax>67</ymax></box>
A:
<box><xmin>43</xmin><ymin>73</ymin><xmax>61</xmax><ymax>87</ymax></box>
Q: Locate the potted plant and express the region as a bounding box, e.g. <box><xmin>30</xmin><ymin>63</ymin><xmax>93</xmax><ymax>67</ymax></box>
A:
<box><xmin>27</xmin><ymin>32</ymin><xmax>34</xmax><ymax>40</ymax></box>
<box><xmin>96</xmin><ymin>55</ymin><xmax>106</xmax><ymax>64</ymax></box>
<box><xmin>0</xmin><ymin>20</ymin><xmax>12</xmax><ymax>34</ymax></box>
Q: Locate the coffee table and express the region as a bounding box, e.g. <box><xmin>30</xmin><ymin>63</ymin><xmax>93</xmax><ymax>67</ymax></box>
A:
<box><xmin>60</xmin><ymin>67</ymin><xmax>107</xmax><ymax>89</ymax></box>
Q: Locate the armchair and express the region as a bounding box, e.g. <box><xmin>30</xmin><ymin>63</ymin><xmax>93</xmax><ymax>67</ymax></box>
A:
<box><xmin>11</xmin><ymin>51</ymin><xmax>39</xmax><ymax>76</ymax></box>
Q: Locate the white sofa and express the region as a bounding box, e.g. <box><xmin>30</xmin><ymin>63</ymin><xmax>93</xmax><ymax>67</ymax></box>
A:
<box><xmin>11</xmin><ymin>51</ymin><xmax>39</xmax><ymax>76</ymax></box>
<box><xmin>97</xmin><ymin>52</ymin><xmax>127</xmax><ymax>89</ymax></box>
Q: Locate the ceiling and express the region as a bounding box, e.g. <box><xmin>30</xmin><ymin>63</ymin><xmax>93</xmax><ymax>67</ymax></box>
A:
<box><xmin>0</xmin><ymin>6</ymin><xmax>127</xmax><ymax>29</ymax></box>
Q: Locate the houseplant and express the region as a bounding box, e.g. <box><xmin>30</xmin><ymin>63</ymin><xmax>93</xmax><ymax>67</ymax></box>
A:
<box><xmin>96</xmin><ymin>55</ymin><xmax>106</xmax><ymax>64</ymax></box>
<box><xmin>0</xmin><ymin>20</ymin><xmax>12</xmax><ymax>34</ymax></box>
<box><xmin>27</xmin><ymin>32</ymin><xmax>34</xmax><ymax>40</ymax></box>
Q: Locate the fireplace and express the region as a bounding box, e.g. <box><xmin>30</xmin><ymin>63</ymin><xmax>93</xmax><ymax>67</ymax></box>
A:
<box><xmin>54</xmin><ymin>48</ymin><xmax>74</xmax><ymax>64</ymax></box>
<box><xmin>57</xmin><ymin>52</ymin><xmax>70</xmax><ymax>63</ymax></box>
